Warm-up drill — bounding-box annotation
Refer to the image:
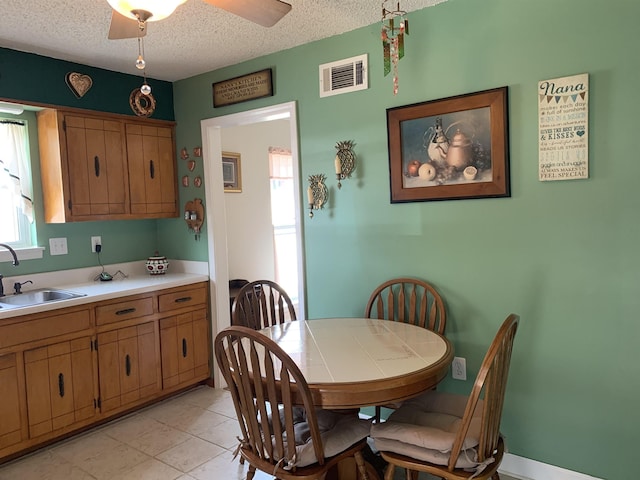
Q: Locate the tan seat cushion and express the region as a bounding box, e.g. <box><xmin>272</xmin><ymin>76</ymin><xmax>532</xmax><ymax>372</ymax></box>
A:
<box><xmin>275</xmin><ymin>408</ymin><xmax>371</xmax><ymax>468</ymax></box>
<box><xmin>370</xmin><ymin>390</ymin><xmax>483</xmax><ymax>469</ymax></box>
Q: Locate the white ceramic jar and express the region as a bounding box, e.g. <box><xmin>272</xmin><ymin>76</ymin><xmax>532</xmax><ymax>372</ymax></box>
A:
<box><xmin>145</xmin><ymin>252</ymin><xmax>169</xmax><ymax>275</ymax></box>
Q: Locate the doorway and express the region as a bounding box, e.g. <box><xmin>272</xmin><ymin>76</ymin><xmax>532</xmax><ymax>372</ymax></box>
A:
<box><xmin>200</xmin><ymin>102</ymin><xmax>304</xmax><ymax>386</ymax></box>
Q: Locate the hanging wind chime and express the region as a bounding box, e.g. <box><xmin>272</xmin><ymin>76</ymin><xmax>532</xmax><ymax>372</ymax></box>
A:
<box><xmin>381</xmin><ymin>1</ymin><xmax>409</xmax><ymax>95</ymax></box>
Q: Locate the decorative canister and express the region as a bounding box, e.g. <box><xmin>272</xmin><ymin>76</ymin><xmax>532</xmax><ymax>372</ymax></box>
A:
<box><xmin>145</xmin><ymin>251</ymin><xmax>169</xmax><ymax>275</ymax></box>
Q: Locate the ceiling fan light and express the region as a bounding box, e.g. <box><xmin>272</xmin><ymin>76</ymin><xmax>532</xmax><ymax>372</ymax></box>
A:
<box><xmin>107</xmin><ymin>0</ymin><xmax>187</xmax><ymax>22</ymax></box>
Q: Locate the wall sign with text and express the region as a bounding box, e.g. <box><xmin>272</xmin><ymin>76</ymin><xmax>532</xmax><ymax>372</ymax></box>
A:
<box><xmin>212</xmin><ymin>69</ymin><xmax>273</xmax><ymax>108</ymax></box>
<box><xmin>538</xmin><ymin>73</ymin><xmax>589</xmax><ymax>181</ymax></box>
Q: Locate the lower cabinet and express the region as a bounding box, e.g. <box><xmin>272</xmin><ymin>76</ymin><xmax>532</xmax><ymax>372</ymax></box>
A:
<box><xmin>0</xmin><ymin>281</ymin><xmax>209</xmax><ymax>464</ymax></box>
<box><xmin>24</xmin><ymin>337</ymin><xmax>97</xmax><ymax>438</ymax></box>
<box><xmin>97</xmin><ymin>322</ymin><xmax>161</xmax><ymax>413</ymax></box>
<box><xmin>0</xmin><ymin>353</ymin><xmax>25</xmax><ymax>450</ymax></box>
<box><xmin>160</xmin><ymin>308</ymin><xmax>209</xmax><ymax>389</ymax></box>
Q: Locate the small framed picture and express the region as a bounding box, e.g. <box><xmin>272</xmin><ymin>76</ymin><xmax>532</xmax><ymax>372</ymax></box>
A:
<box><xmin>222</xmin><ymin>151</ymin><xmax>242</xmax><ymax>192</ymax></box>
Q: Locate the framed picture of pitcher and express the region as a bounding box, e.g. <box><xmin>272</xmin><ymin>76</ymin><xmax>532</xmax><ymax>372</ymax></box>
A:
<box><xmin>387</xmin><ymin>86</ymin><xmax>510</xmax><ymax>203</ymax></box>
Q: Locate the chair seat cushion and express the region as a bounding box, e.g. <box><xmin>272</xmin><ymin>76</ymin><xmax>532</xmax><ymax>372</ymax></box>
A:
<box><xmin>283</xmin><ymin>408</ymin><xmax>371</xmax><ymax>468</ymax></box>
<box><xmin>370</xmin><ymin>390</ymin><xmax>483</xmax><ymax>469</ymax></box>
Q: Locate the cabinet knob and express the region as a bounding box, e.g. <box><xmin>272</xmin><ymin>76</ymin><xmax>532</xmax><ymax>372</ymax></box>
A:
<box><xmin>149</xmin><ymin>160</ymin><xmax>155</xmax><ymax>179</ymax></box>
<box><xmin>125</xmin><ymin>354</ymin><xmax>131</xmax><ymax>376</ymax></box>
<box><xmin>94</xmin><ymin>156</ymin><xmax>100</xmax><ymax>177</ymax></box>
<box><xmin>182</xmin><ymin>338</ymin><xmax>187</xmax><ymax>358</ymax></box>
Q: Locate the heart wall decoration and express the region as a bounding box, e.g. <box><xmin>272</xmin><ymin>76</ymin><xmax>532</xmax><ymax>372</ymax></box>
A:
<box><xmin>65</xmin><ymin>72</ymin><xmax>93</xmax><ymax>98</ymax></box>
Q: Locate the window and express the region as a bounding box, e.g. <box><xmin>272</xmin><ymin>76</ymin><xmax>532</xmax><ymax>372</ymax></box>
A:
<box><xmin>0</xmin><ymin>118</ymin><xmax>36</xmax><ymax>255</ymax></box>
<box><xmin>268</xmin><ymin>147</ymin><xmax>299</xmax><ymax>310</ymax></box>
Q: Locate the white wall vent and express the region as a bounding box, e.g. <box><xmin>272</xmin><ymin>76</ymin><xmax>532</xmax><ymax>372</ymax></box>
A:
<box><xmin>319</xmin><ymin>54</ymin><xmax>368</xmax><ymax>98</ymax></box>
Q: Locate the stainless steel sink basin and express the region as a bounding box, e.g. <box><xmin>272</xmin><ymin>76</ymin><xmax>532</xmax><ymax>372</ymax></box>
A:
<box><xmin>0</xmin><ymin>288</ymin><xmax>86</xmax><ymax>307</ymax></box>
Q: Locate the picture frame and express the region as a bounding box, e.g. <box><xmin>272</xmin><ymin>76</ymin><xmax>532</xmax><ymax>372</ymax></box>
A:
<box><xmin>222</xmin><ymin>151</ymin><xmax>242</xmax><ymax>192</ymax></box>
<box><xmin>387</xmin><ymin>86</ymin><xmax>510</xmax><ymax>203</ymax></box>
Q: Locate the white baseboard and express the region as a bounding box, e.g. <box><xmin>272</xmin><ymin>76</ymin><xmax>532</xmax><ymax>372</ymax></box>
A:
<box><xmin>500</xmin><ymin>453</ymin><xmax>603</xmax><ymax>480</ymax></box>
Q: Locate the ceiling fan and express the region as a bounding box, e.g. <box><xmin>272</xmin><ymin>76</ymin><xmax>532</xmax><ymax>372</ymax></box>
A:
<box><xmin>107</xmin><ymin>0</ymin><xmax>293</xmax><ymax>39</ymax></box>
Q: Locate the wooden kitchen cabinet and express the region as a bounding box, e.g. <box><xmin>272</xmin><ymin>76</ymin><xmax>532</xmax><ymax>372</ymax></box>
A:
<box><xmin>24</xmin><ymin>337</ymin><xmax>97</xmax><ymax>438</ymax></box>
<box><xmin>160</xmin><ymin>308</ymin><xmax>209</xmax><ymax>389</ymax></box>
<box><xmin>37</xmin><ymin>109</ymin><xmax>128</xmax><ymax>222</ymax></box>
<box><xmin>0</xmin><ymin>280</ymin><xmax>209</xmax><ymax>464</ymax></box>
<box><xmin>97</xmin><ymin>322</ymin><xmax>161</xmax><ymax>413</ymax></box>
<box><xmin>159</xmin><ymin>283</ymin><xmax>210</xmax><ymax>390</ymax></box>
<box><xmin>37</xmin><ymin>107</ymin><xmax>177</xmax><ymax>222</ymax></box>
<box><xmin>0</xmin><ymin>353</ymin><xmax>26</xmax><ymax>450</ymax></box>
<box><xmin>126</xmin><ymin>123</ymin><xmax>178</xmax><ymax>217</ymax></box>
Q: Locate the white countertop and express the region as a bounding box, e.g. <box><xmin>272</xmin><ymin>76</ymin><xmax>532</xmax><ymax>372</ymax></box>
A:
<box><xmin>0</xmin><ymin>260</ymin><xmax>209</xmax><ymax>320</ymax></box>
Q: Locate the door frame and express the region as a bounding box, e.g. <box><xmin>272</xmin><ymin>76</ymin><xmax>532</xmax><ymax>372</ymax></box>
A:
<box><xmin>200</xmin><ymin>101</ymin><xmax>304</xmax><ymax>387</ymax></box>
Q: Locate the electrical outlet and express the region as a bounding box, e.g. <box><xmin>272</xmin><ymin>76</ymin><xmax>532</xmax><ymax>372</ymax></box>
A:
<box><xmin>91</xmin><ymin>236</ymin><xmax>102</xmax><ymax>253</ymax></box>
<box><xmin>49</xmin><ymin>237</ymin><xmax>68</xmax><ymax>256</ymax></box>
<box><xmin>452</xmin><ymin>356</ymin><xmax>467</xmax><ymax>380</ymax></box>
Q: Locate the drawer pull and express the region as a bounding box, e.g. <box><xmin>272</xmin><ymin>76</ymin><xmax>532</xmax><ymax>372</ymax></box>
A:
<box><xmin>175</xmin><ymin>296</ymin><xmax>192</xmax><ymax>304</ymax></box>
<box><xmin>125</xmin><ymin>354</ymin><xmax>131</xmax><ymax>376</ymax></box>
<box><xmin>116</xmin><ymin>308</ymin><xmax>137</xmax><ymax>316</ymax></box>
<box><xmin>149</xmin><ymin>159</ymin><xmax>155</xmax><ymax>179</ymax></box>
<box><xmin>182</xmin><ymin>338</ymin><xmax>187</xmax><ymax>358</ymax></box>
<box><xmin>94</xmin><ymin>156</ymin><xmax>100</xmax><ymax>177</ymax></box>
<box><xmin>58</xmin><ymin>373</ymin><xmax>65</xmax><ymax>398</ymax></box>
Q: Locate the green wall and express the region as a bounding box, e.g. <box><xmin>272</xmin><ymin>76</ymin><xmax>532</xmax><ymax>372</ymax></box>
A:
<box><xmin>173</xmin><ymin>0</ymin><xmax>639</xmax><ymax>478</ymax></box>
<box><xmin>0</xmin><ymin>48</ymin><xmax>175</xmax><ymax>275</ymax></box>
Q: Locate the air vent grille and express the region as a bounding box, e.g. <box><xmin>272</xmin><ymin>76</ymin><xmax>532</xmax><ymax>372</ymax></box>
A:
<box><xmin>319</xmin><ymin>54</ymin><xmax>368</xmax><ymax>98</ymax></box>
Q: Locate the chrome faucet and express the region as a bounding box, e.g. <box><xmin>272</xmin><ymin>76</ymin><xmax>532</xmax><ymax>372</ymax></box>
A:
<box><xmin>0</xmin><ymin>243</ymin><xmax>20</xmax><ymax>297</ymax></box>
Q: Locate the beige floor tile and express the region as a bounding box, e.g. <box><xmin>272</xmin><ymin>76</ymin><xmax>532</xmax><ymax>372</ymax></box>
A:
<box><xmin>0</xmin><ymin>388</ymin><xmax>523</xmax><ymax>480</ymax></box>
<box><xmin>155</xmin><ymin>436</ymin><xmax>226</xmax><ymax>473</ymax></box>
<box><xmin>67</xmin><ymin>443</ymin><xmax>149</xmax><ymax>480</ymax></box>
<box><xmin>187</xmin><ymin>450</ymin><xmax>247</xmax><ymax>480</ymax></box>
<box><xmin>143</xmin><ymin>399</ymin><xmax>227</xmax><ymax>434</ymax></box>
<box><xmin>182</xmin><ymin>386</ymin><xmax>237</xmax><ymax>418</ymax></box>
<box><xmin>0</xmin><ymin>450</ymin><xmax>96</xmax><ymax>480</ymax></box>
<box><xmin>51</xmin><ymin>431</ymin><xmax>122</xmax><ymax>465</ymax></box>
<box><xmin>183</xmin><ymin>412</ymin><xmax>240</xmax><ymax>446</ymax></box>
<box><xmin>109</xmin><ymin>458</ymin><xmax>183</xmax><ymax>480</ymax></box>
<box><xmin>103</xmin><ymin>414</ymin><xmax>193</xmax><ymax>456</ymax></box>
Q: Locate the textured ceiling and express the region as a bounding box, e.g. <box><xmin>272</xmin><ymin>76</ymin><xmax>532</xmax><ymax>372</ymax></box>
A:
<box><xmin>0</xmin><ymin>0</ymin><xmax>447</xmax><ymax>82</ymax></box>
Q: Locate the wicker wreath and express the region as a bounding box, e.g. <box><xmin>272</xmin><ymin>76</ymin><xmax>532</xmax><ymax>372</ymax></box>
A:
<box><xmin>129</xmin><ymin>88</ymin><xmax>156</xmax><ymax>117</ymax></box>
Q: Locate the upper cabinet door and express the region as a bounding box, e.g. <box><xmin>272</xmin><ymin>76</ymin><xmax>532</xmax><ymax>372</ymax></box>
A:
<box><xmin>64</xmin><ymin>115</ymin><xmax>128</xmax><ymax>217</ymax></box>
<box><xmin>126</xmin><ymin>124</ymin><xmax>178</xmax><ymax>218</ymax></box>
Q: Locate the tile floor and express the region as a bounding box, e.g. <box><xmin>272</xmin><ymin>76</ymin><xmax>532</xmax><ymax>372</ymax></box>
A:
<box><xmin>0</xmin><ymin>386</ymin><xmax>519</xmax><ymax>480</ymax></box>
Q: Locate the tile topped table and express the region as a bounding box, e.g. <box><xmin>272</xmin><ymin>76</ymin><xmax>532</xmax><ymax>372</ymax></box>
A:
<box><xmin>259</xmin><ymin>317</ymin><xmax>454</xmax><ymax>409</ymax></box>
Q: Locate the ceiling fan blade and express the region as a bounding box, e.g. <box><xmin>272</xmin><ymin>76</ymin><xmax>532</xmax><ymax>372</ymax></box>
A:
<box><xmin>204</xmin><ymin>0</ymin><xmax>292</xmax><ymax>27</ymax></box>
<box><xmin>108</xmin><ymin>10</ymin><xmax>146</xmax><ymax>39</ymax></box>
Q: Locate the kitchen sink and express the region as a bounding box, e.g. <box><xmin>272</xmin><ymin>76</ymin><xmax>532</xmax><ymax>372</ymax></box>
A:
<box><xmin>0</xmin><ymin>288</ymin><xmax>86</xmax><ymax>307</ymax></box>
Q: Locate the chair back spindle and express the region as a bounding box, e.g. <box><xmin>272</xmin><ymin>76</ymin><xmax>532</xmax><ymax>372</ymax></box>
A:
<box><xmin>365</xmin><ymin>277</ymin><xmax>446</xmax><ymax>334</ymax></box>
<box><xmin>232</xmin><ymin>280</ymin><xmax>297</xmax><ymax>330</ymax></box>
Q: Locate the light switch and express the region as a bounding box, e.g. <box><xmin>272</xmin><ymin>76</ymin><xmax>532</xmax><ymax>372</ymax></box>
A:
<box><xmin>49</xmin><ymin>237</ymin><xmax>68</xmax><ymax>256</ymax></box>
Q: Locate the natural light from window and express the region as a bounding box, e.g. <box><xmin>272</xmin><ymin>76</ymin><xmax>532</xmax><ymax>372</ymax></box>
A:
<box><xmin>0</xmin><ymin>118</ymin><xmax>35</xmax><ymax>251</ymax></box>
<box><xmin>269</xmin><ymin>148</ymin><xmax>299</xmax><ymax>313</ymax></box>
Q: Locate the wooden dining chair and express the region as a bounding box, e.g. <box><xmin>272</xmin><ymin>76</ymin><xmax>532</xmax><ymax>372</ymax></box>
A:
<box><xmin>232</xmin><ymin>279</ymin><xmax>297</xmax><ymax>330</ymax></box>
<box><xmin>365</xmin><ymin>277</ymin><xmax>446</xmax><ymax>422</ymax></box>
<box><xmin>365</xmin><ymin>277</ymin><xmax>446</xmax><ymax>333</ymax></box>
<box><xmin>214</xmin><ymin>325</ymin><xmax>372</xmax><ymax>480</ymax></box>
<box><xmin>371</xmin><ymin>314</ymin><xmax>519</xmax><ymax>480</ymax></box>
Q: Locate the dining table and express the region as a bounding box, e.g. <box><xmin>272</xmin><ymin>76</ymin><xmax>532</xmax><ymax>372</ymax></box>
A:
<box><xmin>258</xmin><ymin>317</ymin><xmax>454</xmax><ymax>410</ymax></box>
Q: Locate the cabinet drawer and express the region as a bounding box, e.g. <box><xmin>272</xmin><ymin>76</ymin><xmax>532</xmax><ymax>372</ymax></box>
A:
<box><xmin>158</xmin><ymin>286</ymin><xmax>207</xmax><ymax>313</ymax></box>
<box><xmin>95</xmin><ymin>297</ymin><xmax>154</xmax><ymax>326</ymax></box>
<box><xmin>0</xmin><ymin>309</ymin><xmax>91</xmax><ymax>350</ymax></box>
